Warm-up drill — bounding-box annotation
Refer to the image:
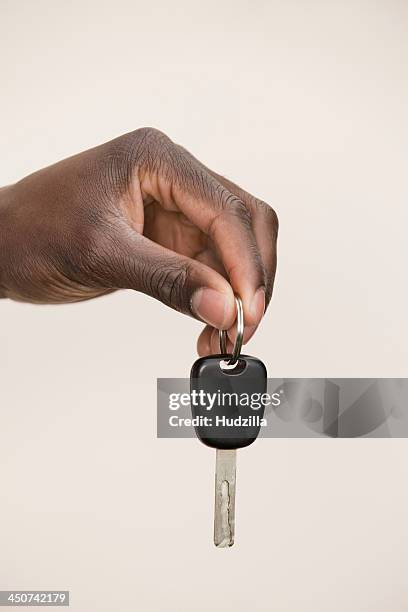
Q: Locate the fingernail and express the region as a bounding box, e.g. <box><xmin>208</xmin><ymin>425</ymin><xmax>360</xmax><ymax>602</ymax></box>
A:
<box><xmin>250</xmin><ymin>288</ymin><xmax>265</xmax><ymax>324</ymax></box>
<box><xmin>191</xmin><ymin>288</ymin><xmax>229</xmax><ymax>329</ymax></box>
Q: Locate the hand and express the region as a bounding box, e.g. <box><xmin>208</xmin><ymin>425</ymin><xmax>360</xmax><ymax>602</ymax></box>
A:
<box><xmin>0</xmin><ymin>128</ymin><xmax>278</xmax><ymax>355</ymax></box>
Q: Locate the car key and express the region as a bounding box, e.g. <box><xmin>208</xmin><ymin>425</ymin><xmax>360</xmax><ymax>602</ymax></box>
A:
<box><xmin>190</xmin><ymin>296</ymin><xmax>267</xmax><ymax>547</ymax></box>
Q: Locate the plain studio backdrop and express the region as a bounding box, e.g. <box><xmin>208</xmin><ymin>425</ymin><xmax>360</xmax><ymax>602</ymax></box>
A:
<box><xmin>1</xmin><ymin>1</ymin><xmax>407</xmax><ymax>611</ymax></box>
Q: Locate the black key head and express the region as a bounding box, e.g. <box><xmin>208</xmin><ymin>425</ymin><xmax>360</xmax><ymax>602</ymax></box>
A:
<box><xmin>190</xmin><ymin>354</ymin><xmax>267</xmax><ymax>450</ymax></box>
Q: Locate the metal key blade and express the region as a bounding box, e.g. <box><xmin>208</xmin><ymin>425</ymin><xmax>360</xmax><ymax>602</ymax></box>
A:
<box><xmin>214</xmin><ymin>449</ymin><xmax>236</xmax><ymax>548</ymax></box>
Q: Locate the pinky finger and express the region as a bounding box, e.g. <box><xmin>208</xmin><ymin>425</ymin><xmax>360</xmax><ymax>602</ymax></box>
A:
<box><xmin>197</xmin><ymin>325</ymin><xmax>234</xmax><ymax>357</ymax></box>
<box><xmin>197</xmin><ymin>325</ymin><xmax>214</xmax><ymax>356</ymax></box>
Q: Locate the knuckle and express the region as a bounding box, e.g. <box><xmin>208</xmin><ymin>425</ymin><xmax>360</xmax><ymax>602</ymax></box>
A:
<box><xmin>216</xmin><ymin>185</ymin><xmax>245</xmax><ymax>213</ymax></box>
<box><xmin>125</xmin><ymin>127</ymin><xmax>169</xmax><ymax>150</ymax></box>
<box><xmin>170</xmin><ymin>159</ymin><xmax>210</xmax><ymax>197</ymax></box>
<box><xmin>144</xmin><ymin>259</ymin><xmax>191</xmax><ymax>311</ymax></box>
<box><xmin>255</xmin><ymin>199</ymin><xmax>279</xmax><ymax>234</ymax></box>
<box><xmin>207</xmin><ymin>188</ymin><xmax>254</xmax><ymax>244</ymax></box>
<box><xmin>132</xmin><ymin>127</ymin><xmax>172</xmax><ymax>152</ymax></box>
<box><xmin>134</xmin><ymin>126</ymin><xmax>163</xmax><ymax>139</ymax></box>
<box><xmin>109</xmin><ymin>127</ymin><xmax>174</xmax><ymax>177</ymax></box>
<box><xmin>221</xmin><ymin>192</ymin><xmax>252</xmax><ymax>228</ymax></box>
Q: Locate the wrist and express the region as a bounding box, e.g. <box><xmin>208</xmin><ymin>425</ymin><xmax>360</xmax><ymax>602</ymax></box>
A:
<box><xmin>0</xmin><ymin>185</ymin><xmax>16</xmax><ymax>298</ymax></box>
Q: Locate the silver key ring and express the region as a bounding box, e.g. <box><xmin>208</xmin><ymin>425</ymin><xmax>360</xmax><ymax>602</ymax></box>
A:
<box><xmin>219</xmin><ymin>295</ymin><xmax>244</xmax><ymax>366</ymax></box>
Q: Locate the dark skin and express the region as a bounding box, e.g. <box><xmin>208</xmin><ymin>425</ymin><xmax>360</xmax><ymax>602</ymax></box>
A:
<box><xmin>0</xmin><ymin>128</ymin><xmax>278</xmax><ymax>355</ymax></box>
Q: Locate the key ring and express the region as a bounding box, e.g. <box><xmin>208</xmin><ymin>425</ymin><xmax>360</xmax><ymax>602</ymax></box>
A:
<box><xmin>219</xmin><ymin>295</ymin><xmax>244</xmax><ymax>366</ymax></box>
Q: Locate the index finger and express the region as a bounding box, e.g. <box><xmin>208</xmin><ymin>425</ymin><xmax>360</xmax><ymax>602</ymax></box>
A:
<box><xmin>170</xmin><ymin>171</ymin><xmax>267</xmax><ymax>329</ymax></box>
<box><xmin>210</xmin><ymin>173</ymin><xmax>279</xmax><ymax>310</ymax></box>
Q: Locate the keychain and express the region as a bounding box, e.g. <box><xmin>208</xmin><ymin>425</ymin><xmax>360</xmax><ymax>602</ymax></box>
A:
<box><xmin>190</xmin><ymin>296</ymin><xmax>267</xmax><ymax>547</ymax></box>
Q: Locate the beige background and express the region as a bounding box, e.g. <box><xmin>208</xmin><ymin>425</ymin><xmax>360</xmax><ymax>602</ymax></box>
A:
<box><xmin>1</xmin><ymin>1</ymin><xmax>408</xmax><ymax>610</ymax></box>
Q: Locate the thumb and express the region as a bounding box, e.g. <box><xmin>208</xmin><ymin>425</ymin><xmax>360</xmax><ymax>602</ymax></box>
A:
<box><xmin>100</xmin><ymin>232</ymin><xmax>236</xmax><ymax>330</ymax></box>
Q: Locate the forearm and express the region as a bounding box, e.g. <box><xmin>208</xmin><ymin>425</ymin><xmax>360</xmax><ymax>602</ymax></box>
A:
<box><xmin>0</xmin><ymin>185</ymin><xmax>19</xmax><ymax>299</ymax></box>
<box><xmin>0</xmin><ymin>187</ymin><xmax>10</xmax><ymax>297</ymax></box>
